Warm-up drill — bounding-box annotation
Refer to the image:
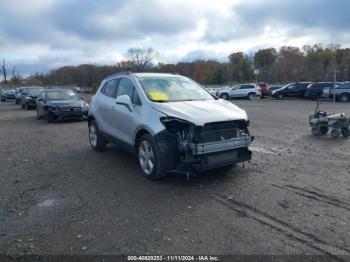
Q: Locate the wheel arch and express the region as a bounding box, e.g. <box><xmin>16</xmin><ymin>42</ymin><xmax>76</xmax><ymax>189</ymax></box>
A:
<box><xmin>134</xmin><ymin>127</ymin><xmax>152</xmax><ymax>149</ymax></box>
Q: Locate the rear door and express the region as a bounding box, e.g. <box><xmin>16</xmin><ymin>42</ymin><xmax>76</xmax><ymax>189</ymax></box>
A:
<box><xmin>97</xmin><ymin>79</ymin><xmax>119</xmax><ymax>134</ymax></box>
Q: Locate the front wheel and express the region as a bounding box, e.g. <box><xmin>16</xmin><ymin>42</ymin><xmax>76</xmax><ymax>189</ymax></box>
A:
<box><xmin>88</xmin><ymin>120</ymin><xmax>107</xmax><ymax>151</ymax></box>
<box><xmin>341</xmin><ymin>127</ymin><xmax>350</xmax><ymax>138</ymax></box>
<box><xmin>220</xmin><ymin>93</ymin><xmax>229</xmax><ymax>100</ymax></box>
<box><xmin>338</xmin><ymin>93</ymin><xmax>349</xmax><ymax>103</ymax></box>
<box><xmin>247</xmin><ymin>93</ymin><xmax>256</xmax><ymax>100</ymax></box>
<box><xmin>137</xmin><ymin>134</ymin><xmax>166</xmax><ymax>180</ymax></box>
<box><xmin>331</xmin><ymin>128</ymin><xmax>340</xmax><ymax>138</ymax></box>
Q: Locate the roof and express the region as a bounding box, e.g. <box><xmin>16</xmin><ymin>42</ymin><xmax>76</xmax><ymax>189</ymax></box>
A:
<box><xmin>104</xmin><ymin>71</ymin><xmax>181</xmax><ymax>80</ymax></box>
<box><xmin>133</xmin><ymin>72</ymin><xmax>181</xmax><ymax>78</ymax></box>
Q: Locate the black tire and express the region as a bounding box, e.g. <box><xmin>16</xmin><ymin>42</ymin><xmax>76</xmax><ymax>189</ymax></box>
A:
<box><xmin>88</xmin><ymin>120</ymin><xmax>107</xmax><ymax>151</ymax></box>
<box><xmin>247</xmin><ymin>93</ymin><xmax>256</xmax><ymax>100</ymax></box>
<box><xmin>21</xmin><ymin>102</ymin><xmax>25</xmax><ymax>109</ymax></box>
<box><xmin>25</xmin><ymin>103</ymin><xmax>30</xmax><ymax>110</ymax></box>
<box><xmin>220</xmin><ymin>93</ymin><xmax>229</xmax><ymax>100</ymax></box>
<box><xmin>331</xmin><ymin>128</ymin><xmax>340</xmax><ymax>138</ymax></box>
<box><xmin>338</xmin><ymin>93</ymin><xmax>349</xmax><ymax>103</ymax></box>
<box><xmin>320</xmin><ymin>126</ymin><xmax>329</xmax><ymax>135</ymax></box>
<box><xmin>341</xmin><ymin>127</ymin><xmax>350</xmax><ymax>138</ymax></box>
<box><xmin>311</xmin><ymin>126</ymin><xmax>320</xmax><ymax>136</ymax></box>
<box><xmin>137</xmin><ymin>134</ymin><xmax>166</xmax><ymax>180</ymax></box>
<box><xmin>277</xmin><ymin>93</ymin><xmax>284</xmax><ymax>100</ymax></box>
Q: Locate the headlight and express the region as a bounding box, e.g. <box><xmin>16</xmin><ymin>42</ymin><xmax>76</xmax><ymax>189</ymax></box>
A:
<box><xmin>82</xmin><ymin>103</ymin><xmax>89</xmax><ymax>110</ymax></box>
<box><xmin>25</xmin><ymin>96</ymin><xmax>32</xmax><ymax>100</ymax></box>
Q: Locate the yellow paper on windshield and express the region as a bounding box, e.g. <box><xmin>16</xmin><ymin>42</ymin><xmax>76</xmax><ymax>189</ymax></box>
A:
<box><xmin>149</xmin><ymin>91</ymin><xmax>169</xmax><ymax>101</ymax></box>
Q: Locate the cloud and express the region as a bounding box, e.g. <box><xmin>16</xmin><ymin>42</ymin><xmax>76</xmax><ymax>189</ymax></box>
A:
<box><xmin>0</xmin><ymin>0</ymin><xmax>350</xmax><ymax>77</ymax></box>
<box><xmin>203</xmin><ymin>0</ymin><xmax>350</xmax><ymax>44</ymax></box>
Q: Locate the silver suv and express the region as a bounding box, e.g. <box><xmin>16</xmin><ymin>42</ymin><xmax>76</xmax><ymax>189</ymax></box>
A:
<box><xmin>216</xmin><ymin>84</ymin><xmax>261</xmax><ymax>100</ymax></box>
<box><xmin>88</xmin><ymin>72</ymin><xmax>253</xmax><ymax>179</ymax></box>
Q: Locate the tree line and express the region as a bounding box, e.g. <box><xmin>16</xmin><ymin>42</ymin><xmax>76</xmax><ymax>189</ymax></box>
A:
<box><xmin>3</xmin><ymin>44</ymin><xmax>350</xmax><ymax>90</ymax></box>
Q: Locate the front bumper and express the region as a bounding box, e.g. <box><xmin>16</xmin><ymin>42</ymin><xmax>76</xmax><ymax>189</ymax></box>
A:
<box><xmin>155</xmin><ymin>131</ymin><xmax>252</xmax><ymax>173</ymax></box>
<box><xmin>25</xmin><ymin>100</ymin><xmax>37</xmax><ymax>107</ymax></box>
<box><xmin>48</xmin><ymin>109</ymin><xmax>88</xmax><ymax>121</ymax></box>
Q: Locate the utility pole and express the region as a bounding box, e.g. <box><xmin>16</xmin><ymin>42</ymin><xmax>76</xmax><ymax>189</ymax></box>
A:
<box><xmin>333</xmin><ymin>68</ymin><xmax>336</xmax><ymax>114</ymax></box>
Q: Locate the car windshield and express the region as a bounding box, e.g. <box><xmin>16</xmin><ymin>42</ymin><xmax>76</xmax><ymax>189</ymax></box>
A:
<box><xmin>137</xmin><ymin>76</ymin><xmax>214</xmax><ymax>102</ymax></box>
<box><xmin>46</xmin><ymin>90</ymin><xmax>79</xmax><ymax>101</ymax></box>
<box><xmin>27</xmin><ymin>89</ymin><xmax>43</xmax><ymax>96</ymax></box>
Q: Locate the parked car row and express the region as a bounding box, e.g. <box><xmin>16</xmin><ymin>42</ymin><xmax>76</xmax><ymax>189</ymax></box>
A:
<box><xmin>271</xmin><ymin>82</ymin><xmax>350</xmax><ymax>102</ymax></box>
<box><xmin>3</xmin><ymin>86</ymin><xmax>89</xmax><ymax>122</ymax></box>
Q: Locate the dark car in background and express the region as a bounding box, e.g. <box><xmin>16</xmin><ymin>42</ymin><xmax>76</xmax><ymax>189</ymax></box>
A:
<box><xmin>36</xmin><ymin>89</ymin><xmax>89</xmax><ymax>122</ymax></box>
<box><xmin>21</xmin><ymin>87</ymin><xmax>44</xmax><ymax>109</ymax></box>
<box><xmin>271</xmin><ymin>82</ymin><xmax>311</xmax><ymax>99</ymax></box>
<box><xmin>304</xmin><ymin>82</ymin><xmax>334</xmax><ymax>99</ymax></box>
<box><xmin>1</xmin><ymin>89</ymin><xmax>16</xmax><ymax>102</ymax></box>
<box><xmin>268</xmin><ymin>85</ymin><xmax>283</xmax><ymax>95</ymax></box>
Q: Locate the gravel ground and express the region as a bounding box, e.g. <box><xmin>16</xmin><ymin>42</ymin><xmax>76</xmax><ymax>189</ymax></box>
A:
<box><xmin>0</xmin><ymin>98</ymin><xmax>350</xmax><ymax>260</ymax></box>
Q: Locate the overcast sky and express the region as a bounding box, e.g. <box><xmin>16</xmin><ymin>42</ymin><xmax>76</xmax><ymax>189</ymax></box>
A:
<box><xmin>0</xmin><ymin>0</ymin><xmax>349</xmax><ymax>77</ymax></box>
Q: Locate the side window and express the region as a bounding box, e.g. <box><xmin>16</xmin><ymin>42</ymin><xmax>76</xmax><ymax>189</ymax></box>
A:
<box><xmin>287</xmin><ymin>84</ymin><xmax>296</xmax><ymax>90</ymax></box>
<box><xmin>240</xmin><ymin>85</ymin><xmax>253</xmax><ymax>89</ymax></box>
<box><xmin>116</xmin><ymin>78</ymin><xmax>134</xmax><ymax>99</ymax></box>
<box><xmin>132</xmin><ymin>89</ymin><xmax>141</xmax><ymax>105</ymax></box>
<box><xmin>101</xmin><ymin>79</ymin><xmax>118</xmax><ymax>98</ymax></box>
<box><xmin>117</xmin><ymin>78</ymin><xmax>141</xmax><ymax>105</ymax></box>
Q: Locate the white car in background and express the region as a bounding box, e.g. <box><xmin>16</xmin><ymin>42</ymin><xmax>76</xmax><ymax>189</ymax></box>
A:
<box><xmin>216</xmin><ymin>84</ymin><xmax>261</xmax><ymax>100</ymax></box>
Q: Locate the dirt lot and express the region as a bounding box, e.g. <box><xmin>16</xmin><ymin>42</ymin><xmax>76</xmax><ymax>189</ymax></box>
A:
<box><xmin>0</xmin><ymin>98</ymin><xmax>350</xmax><ymax>259</ymax></box>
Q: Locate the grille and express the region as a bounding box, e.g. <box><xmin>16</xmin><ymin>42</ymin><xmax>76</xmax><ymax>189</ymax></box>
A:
<box><xmin>199</xmin><ymin>120</ymin><xmax>246</xmax><ymax>143</ymax></box>
<box><xmin>60</xmin><ymin>107</ymin><xmax>82</xmax><ymax>112</ymax></box>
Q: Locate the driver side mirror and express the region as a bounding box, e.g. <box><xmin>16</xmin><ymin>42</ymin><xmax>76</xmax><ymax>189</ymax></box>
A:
<box><xmin>80</xmin><ymin>96</ymin><xmax>85</xmax><ymax>100</ymax></box>
<box><xmin>38</xmin><ymin>98</ymin><xmax>43</xmax><ymax>102</ymax></box>
<box><xmin>116</xmin><ymin>95</ymin><xmax>133</xmax><ymax>112</ymax></box>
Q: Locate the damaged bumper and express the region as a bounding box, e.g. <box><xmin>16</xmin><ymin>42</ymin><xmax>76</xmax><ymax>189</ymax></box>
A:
<box><xmin>155</xmin><ymin>118</ymin><xmax>253</xmax><ymax>173</ymax></box>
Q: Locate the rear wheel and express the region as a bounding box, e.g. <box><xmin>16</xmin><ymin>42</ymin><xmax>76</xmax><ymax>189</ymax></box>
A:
<box><xmin>88</xmin><ymin>120</ymin><xmax>107</xmax><ymax>151</ymax></box>
<box><xmin>21</xmin><ymin>102</ymin><xmax>25</xmax><ymax>109</ymax></box>
<box><xmin>341</xmin><ymin>127</ymin><xmax>350</xmax><ymax>138</ymax></box>
<box><xmin>320</xmin><ymin>126</ymin><xmax>329</xmax><ymax>135</ymax></box>
<box><xmin>311</xmin><ymin>126</ymin><xmax>320</xmax><ymax>135</ymax></box>
<box><xmin>137</xmin><ymin>134</ymin><xmax>166</xmax><ymax>180</ymax></box>
<box><xmin>338</xmin><ymin>93</ymin><xmax>349</xmax><ymax>102</ymax></box>
<box><xmin>220</xmin><ymin>93</ymin><xmax>229</xmax><ymax>100</ymax></box>
<box><xmin>247</xmin><ymin>93</ymin><xmax>256</xmax><ymax>100</ymax></box>
<box><xmin>277</xmin><ymin>93</ymin><xmax>284</xmax><ymax>100</ymax></box>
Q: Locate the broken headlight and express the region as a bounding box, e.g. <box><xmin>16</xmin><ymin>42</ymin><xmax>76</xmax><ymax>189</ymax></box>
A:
<box><xmin>160</xmin><ymin>117</ymin><xmax>192</xmax><ymax>133</ymax></box>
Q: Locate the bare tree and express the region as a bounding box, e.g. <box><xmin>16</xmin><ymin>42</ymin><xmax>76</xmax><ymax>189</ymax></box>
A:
<box><xmin>127</xmin><ymin>48</ymin><xmax>158</xmax><ymax>72</ymax></box>
<box><xmin>12</xmin><ymin>65</ymin><xmax>17</xmax><ymax>86</ymax></box>
<box><xmin>2</xmin><ymin>58</ymin><xmax>8</xmax><ymax>88</ymax></box>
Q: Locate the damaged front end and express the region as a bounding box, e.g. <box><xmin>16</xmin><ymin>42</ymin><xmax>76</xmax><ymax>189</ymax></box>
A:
<box><xmin>155</xmin><ymin>116</ymin><xmax>253</xmax><ymax>174</ymax></box>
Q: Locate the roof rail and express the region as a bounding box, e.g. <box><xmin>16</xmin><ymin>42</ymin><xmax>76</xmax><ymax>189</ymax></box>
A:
<box><xmin>104</xmin><ymin>71</ymin><xmax>132</xmax><ymax>80</ymax></box>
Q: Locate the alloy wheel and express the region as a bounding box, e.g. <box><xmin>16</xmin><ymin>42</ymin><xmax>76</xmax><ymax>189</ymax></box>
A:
<box><xmin>138</xmin><ymin>140</ymin><xmax>154</xmax><ymax>175</ymax></box>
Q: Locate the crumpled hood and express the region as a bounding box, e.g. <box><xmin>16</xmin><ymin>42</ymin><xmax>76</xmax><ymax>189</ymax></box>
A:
<box><xmin>152</xmin><ymin>99</ymin><xmax>247</xmax><ymax>126</ymax></box>
<box><xmin>46</xmin><ymin>100</ymin><xmax>86</xmax><ymax>108</ymax></box>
